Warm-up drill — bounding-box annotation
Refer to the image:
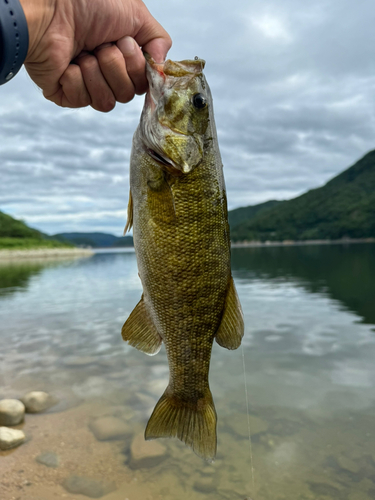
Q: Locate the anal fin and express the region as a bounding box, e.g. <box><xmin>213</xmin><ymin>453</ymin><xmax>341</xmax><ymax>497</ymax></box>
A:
<box><xmin>215</xmin><ymin>276</ymin><xmax>244</xmax><ymax>350</ymax></box>
<box><xmin>122</xmin><ymin>295</ymin><xmax>162</xmax><ymax>355</ymax></box>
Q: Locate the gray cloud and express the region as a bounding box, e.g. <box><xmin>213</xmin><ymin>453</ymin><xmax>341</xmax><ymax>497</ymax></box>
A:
<box><xmin>1</xmin><ymin>0</ymin><xmax>375</xmax><ymax>233</ymax></box>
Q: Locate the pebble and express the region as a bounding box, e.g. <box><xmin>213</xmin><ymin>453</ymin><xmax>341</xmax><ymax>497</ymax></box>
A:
<box><xmin>337</xmin><ymin>454</ymin><xmax>360</xmax><ymax>474</ymax></box>
<box><xmin>0</xmin><ymin>399</ymin><xmax>25</xmax><ymax>426</ymax></box>
<box><xmin>130</xmin><ymin>432</ymin><xmax>167</xmax><ymax>469</ymax></box>
<box><xmin>22</xmin><ymin>391</ymin><xmax>55</xmax><ymax>413</ymax></box>
<box><xmin>62</xmin><ymin>475</ymin><xmax>116</xmax><ymax>498</ymax></box>
<box><xmin>0</xmin><ymin>426</ymin><xmax>25</xmax><ymax>450</ymax></box>
<box><xmin>89</xmin><ymin>417</ymin><xmax>130</xmax><ymax>441</ymax></box>
<box><xmin>36</xmin><ymin>451</ymin><xmax>59</xmax><ymax>468</ymax></box>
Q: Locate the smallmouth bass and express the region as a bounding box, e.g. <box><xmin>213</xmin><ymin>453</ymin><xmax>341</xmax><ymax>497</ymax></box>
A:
<box><xmin>122</xmin><ymin>55</ymin><xmax>244</xmax><ymax>460</ymax></box>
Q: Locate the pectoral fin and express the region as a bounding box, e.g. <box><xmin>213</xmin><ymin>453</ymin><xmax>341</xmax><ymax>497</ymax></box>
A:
<box><xmin>124</xmin><ymin>190</ymin><xmax>133</xmax><ymax>234</ymax></box>
<box><xmin>122</xmin><ymin>296</ymin><xmax>162</xmax><ymax>355</ymax></box>
<box><xmin>215</xmin><ymin>277</ymin><xmax>244</xmax><ymax>350</ymax></box>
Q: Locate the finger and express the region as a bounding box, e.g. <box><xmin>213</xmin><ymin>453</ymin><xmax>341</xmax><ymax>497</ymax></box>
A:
<box><xmin>75</xmin><ymin>54</ymin><xmax>116</xmax><ymax>112</ymax></box>
<box><xmin>95</xmin><ymin>42</ymin><xmax>136</xmax><ymax>103</ymax></box>
<box><xmin>134</xmin><ymin>5</ymin><xmax>172</xmax><ymax>63</ymax></box>
<box><xmin>57</xmin><ymin>64</ymin><xmax>91</xmax><ymax>108</ymax></box>
<box><xmin>116</xmin><ymin>37</ymin><xmax>148</xmax><ymax>95</ymax></box>
<box><xmin>142</xmin><ymin>36</ymin><xmax>172</xmax><ymax>64</ymax></box>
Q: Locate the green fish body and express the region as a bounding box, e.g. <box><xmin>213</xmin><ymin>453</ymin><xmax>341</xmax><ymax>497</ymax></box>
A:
<box><xmin>122</xmin><ymin>57</ymin><xmax>244</xmax><ymax>460</ymax></box>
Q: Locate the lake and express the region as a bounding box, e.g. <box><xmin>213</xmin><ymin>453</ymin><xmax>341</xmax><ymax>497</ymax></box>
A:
<box><xmin>1</xmin><ymin>244</ymin><xmax>375</xmax><ymax>500</ymax></box>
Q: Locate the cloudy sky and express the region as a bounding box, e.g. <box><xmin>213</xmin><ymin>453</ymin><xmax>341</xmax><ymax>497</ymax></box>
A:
<box><xmin>1</xmin><ymin>0</ymin><xmax>375</xmax><ymax>235</ymax></box>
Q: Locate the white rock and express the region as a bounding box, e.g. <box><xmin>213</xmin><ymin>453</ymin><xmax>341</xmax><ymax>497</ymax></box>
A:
<box><xmin>0</xmin><ymin>427</ymin><xmax>25</xmax><ymax>450</ymax></box>
<box><xmin>22</xmin><ymin>391</ymin><xmax>55</xmax><ymax>413</ymax></box>
<box><xmin>0</xmin><ymin>399</ymin><xmax>25</xmax><ymax>426</ymax></box>
<box><xmin>130</xmin><ymin>432</ymin><xmax>167</xmax><ymax>469</ymax></box>
<box><xmin>89</xmin><ymin>417</ymin><xmax>130</xmax><ymax>441</ymax></box>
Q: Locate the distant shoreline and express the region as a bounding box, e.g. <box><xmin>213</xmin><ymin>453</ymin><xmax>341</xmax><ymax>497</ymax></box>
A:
<box><xmin>231</xmin><ymin>237</ymin><xmax>375</xmax><ymax>248</ymax></box>
<box><xmin>0</xmin><ymin>247</ymin><xmax>94</xmax><ymax>261</ymax></box>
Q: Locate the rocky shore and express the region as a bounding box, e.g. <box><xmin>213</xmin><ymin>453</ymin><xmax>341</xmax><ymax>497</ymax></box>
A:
<box><xmin>1</xmin><ymin>385</ymin><xmax>374</xmax><ymax>500</ymax></box>
<box><xmin>0</xmin><ymin>392</ymin><xmax>56</xmax><ymax>450</ymax></box>
<box><xmin>0</xmin><ymin>247</ymin><xmax>93</xmax><ymax>261</ymax></box>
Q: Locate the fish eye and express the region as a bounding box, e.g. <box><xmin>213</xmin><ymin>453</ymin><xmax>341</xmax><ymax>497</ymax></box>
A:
<box><xmin>192</xmin><ymin>93</ymin><xmax>207</xmax><ymax>110</ymax></box>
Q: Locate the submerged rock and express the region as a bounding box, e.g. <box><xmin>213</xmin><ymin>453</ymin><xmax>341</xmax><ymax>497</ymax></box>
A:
<box><xmin>62</xmin><ymin>475</ymin><xmax>116</xmax><ymax>498</ymax></box>
<box><xmin>227</xmin><ymin>413</ymin><xmax>268</xmax><ymax>438</ymax></box>
<box><xmin>0</xmin><ymin>426</ymin><xmax>25</xmax><ymax>450</ymax></box>
<box><xmin>0</xmin><ymin>399</ymin><xmax>25</xmax><ymax>426</ymax></box>
<box><xmin>337</xmin><ymin>454</ymin><xmax>360</xmax><ymax>474</ymax></box>
<box><xmin>22</xmin><ymin>391</ymin><xmax>56</xmax><ymax>413</ymax></box>
<box><xmin>130</xmin><ymin>432</ymin><xmax>167</xmax><ymax>469</ymax></box>
<box><xmin>89</xmin><ymin>417</ymin><xmax>130</xmax><ymax>441</ymax></box>
<box><xmin>36</xmin><ymin>451</ymin><xmax>59</xmax><ymax>468</ymax></box>
<box><xmin>194</xmin><ymin>477</ymin><xmax>216</xmax><ymax>493</ymax></box>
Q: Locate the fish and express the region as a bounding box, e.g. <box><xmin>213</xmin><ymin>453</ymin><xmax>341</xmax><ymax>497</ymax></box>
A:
<box><xmin>122</xmin><ymin>55</ymin><xmax>244</xmax><ymax>461</ymax></box>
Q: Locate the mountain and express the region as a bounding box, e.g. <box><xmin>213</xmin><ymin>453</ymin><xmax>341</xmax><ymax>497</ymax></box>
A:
<box><xmin>228</xmin><ymin>200</ymin><xmax>283</xmax><ymax>229</ymax></box>
<box><xmin>0</xmin><ymin>210</ymin><xmax>43</xmax><ymax>239</ymax></box>
<box><xmin>230</xmin><ymin>150</ymin><xmax>375</xmax><ymax>242</ymax></box>
<box><xmin>0</xmin><ymin>210</ymin><xmax>72</xmax><ymax>249</ymax></box>
<box><xmin>53</xmin><ymin>232</ymin><xmax>134</xmax><ymax>248</ymax></box>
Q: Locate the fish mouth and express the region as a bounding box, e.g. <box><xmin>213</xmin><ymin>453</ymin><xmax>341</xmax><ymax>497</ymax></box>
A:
<box><xmin>147</xmin><ymin>148</ymin><xmax>183</xmax><ymax>176</ymax></box>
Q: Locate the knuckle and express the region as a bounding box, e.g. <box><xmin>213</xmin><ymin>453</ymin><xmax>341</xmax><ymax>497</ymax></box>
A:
<box><xmin>98</xmin><ymin>46</ymin><xmax>124</xmax><ymax>69</ymax></box>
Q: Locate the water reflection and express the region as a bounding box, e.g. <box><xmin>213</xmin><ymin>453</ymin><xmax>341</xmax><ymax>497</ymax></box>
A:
<box><xmin>0</xmin><ymin>260</ymin><xmax>47</xmax><ymax>297</ymax></box>
<box><xmin>232</xmin><ymin>243</ymin><xmax>375</xmax><ymax>324</ymax></box>
<box><xmin>0</xmin><ymin>247</ymin><xmax>375</xmax><ymax>500</ymax></box>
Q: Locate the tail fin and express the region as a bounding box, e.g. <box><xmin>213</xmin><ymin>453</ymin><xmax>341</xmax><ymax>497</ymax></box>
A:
<box><xmin>145</xmin><ymin>387</ymin><xmax>217</xmax><ymax>461</ymax></box>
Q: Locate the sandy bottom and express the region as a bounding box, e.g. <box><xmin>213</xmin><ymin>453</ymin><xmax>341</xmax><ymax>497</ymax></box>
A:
<box><xmin>1</xmin><ymin>390</ymin><xmax>375</xmax><ymax>500</ymax></box>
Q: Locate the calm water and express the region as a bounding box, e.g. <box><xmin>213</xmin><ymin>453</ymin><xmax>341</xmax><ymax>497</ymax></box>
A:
<box><xmin>1</xmin><ymin>245</ymin><xmax>375</xmax><ymax>500</ymax></box>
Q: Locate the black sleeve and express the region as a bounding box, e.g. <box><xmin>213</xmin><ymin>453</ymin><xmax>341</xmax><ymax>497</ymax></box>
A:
<box><xmin>0</xmin><ymin>0</ymin><xmax>29</xmax><ymax>85</ymax></box>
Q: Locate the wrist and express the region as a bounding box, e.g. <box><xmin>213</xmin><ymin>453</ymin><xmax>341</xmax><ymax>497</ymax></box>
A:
<box><xmin>19</xmin><ymin>0</ymin><xmax>55</xmax><ymax>59</ymax></box>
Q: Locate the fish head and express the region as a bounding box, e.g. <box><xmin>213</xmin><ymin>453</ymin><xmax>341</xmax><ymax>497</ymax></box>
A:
<box><xmin>140</xmin><ymin>55</ymin><xmax>211</xmax><ymax>175</ymax></box>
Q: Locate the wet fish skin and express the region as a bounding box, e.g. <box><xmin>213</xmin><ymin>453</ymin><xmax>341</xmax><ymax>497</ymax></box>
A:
<box><xmin>122</xmin><ymin>57</ymin><xmax>244</xmax><ymax>460</ymax></box>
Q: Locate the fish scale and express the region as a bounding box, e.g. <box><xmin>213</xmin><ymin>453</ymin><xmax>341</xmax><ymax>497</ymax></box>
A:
<box><xmin>122</xmin><ymin>56</ymin><xmax>244</xmax><ymax>460</ymax></box>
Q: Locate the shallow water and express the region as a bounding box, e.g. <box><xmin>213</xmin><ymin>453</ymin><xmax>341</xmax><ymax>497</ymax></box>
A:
<box><xmin>1</xmin><ymin>245</ymin><xmax>375</xmax><ymax>500</ymax></box>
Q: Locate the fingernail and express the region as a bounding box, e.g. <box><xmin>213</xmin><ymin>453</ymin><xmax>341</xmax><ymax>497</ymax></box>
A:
<box><xmin>117</xmin><ymin>36</ymin><xmax>136</xmax><ymax>56</ymax></box>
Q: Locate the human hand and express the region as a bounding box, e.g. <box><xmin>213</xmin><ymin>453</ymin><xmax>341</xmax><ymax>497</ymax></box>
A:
<box><xmin>20</xmin><ymin>0</ymin><xmax>171</xmax><ymax>112</ymax></box>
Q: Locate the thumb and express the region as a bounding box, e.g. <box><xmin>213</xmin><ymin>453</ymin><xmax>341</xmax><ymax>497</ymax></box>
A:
<box><xmin>142</xmin><ymin>37</ymin><xmax>172</xmax><ymax>64</ymax></box>
<box><xmin>134</xmin><ymin>5</ymin><xmax>172</xmax><ymax>63</ymax></box>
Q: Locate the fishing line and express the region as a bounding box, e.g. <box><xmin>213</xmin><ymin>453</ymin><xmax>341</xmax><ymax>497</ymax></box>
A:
<box><xmin>241</xmin><ymin>343</ymin><xmax>255</xmax><ymax>495</ymax></box>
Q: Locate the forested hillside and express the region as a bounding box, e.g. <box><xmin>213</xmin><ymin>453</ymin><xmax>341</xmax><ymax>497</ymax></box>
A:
<box><xmin>0</xmin><ymin>211</ymin><xmax>71</xmax><ymax>249</ymax></box>
<box><xmin>231</xmin><ymin>150</ymin><xmax>375</xmax><ymax>242</ymax></box>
